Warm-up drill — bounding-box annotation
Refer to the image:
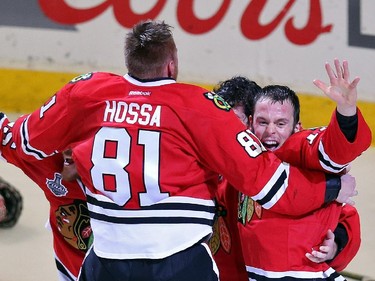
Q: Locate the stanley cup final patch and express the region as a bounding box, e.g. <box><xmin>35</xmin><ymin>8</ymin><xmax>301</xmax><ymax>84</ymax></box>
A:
<box><xmin>46</xmin><ymin>173</ymin><xmax>68</xmax><ymax>197</ymax></box>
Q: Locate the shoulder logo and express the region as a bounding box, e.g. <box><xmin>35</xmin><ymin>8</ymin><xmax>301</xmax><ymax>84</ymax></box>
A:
<box><xmin>69</xmin><ymin>72</ymin><xmax>93</xmax><ymax>84</ymax></box>
<box><xmin>204</xmin><ymin>92</ymin><xmax>231</xmax><ymax>111</ymax></box>
<box><xmin>46</xmin><ymin>173</ymin><xmax>68</xmax><ymax>197</ymax></box>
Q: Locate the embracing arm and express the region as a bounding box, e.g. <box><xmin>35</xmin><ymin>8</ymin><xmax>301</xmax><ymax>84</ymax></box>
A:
<box><xmin>327</xmin><ymin>204</ymin><xmax>361</xmax><ymax>271</ymax></box>
<box><xmin>305</xmin><ymin>204</ymin><xmax>360</xmax><ymax>271</ymax></box>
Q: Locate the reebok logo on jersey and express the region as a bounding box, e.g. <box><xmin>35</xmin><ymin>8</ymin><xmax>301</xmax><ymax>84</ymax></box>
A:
<box><xmin>129</xmin><ymin>90</ymin><xmax>151</xmax><ymax>96</ymax></box>
<box><xmin>46</xmin><ymin>173</ymin><xmax>68</xmax><ymax>197</ymax></box>
<box><xmin>204</xmin><ymin>92</ymin><xmax>231</xmax><ymax>111</ymax></box>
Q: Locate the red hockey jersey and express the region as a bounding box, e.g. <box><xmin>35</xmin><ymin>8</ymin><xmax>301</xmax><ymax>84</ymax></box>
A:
<box><xmin>0</xmin><ymin>114</ymin><xmax>91</xmax><ymax>281</ymax></box>
<box><xmin>5</xmin><ymin>72</ymin><xmax>356</xmax><ymax>260</ymax></box>
<box><xmin>212</xmin><ymin>110</ymin><xmax>370</xmax><ymax>281</ymax></box>
<box><xmin>240</xmin><ymin>200</ymin><xmax>360</xmax><ymax>281</ymax></box>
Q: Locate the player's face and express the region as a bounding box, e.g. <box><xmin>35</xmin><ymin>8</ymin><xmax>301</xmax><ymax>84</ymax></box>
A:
<box><xmin>232</xmin><ymin>105</ymin><xmax>249</xmax><ymax>126</ymax></box>
<box><xmin>61</xmin><ymin>149</ymin><xmax>79</xmax><ymax>181</ymax></box>
<box><xmin>250</xmin><ymin>98</ymin><xmax>296</xmax><ymax>151</ymax></box>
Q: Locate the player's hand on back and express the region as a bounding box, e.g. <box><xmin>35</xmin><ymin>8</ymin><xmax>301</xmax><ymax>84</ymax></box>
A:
<box><xmin>306</xmin><ymin>229</ymin><xmax>337</xmax><ymax>263</ymax></box>
<box><xmin>336</xmin><ymin>173</ymin><xmax>357</xmax><ymax>206</ymax></box>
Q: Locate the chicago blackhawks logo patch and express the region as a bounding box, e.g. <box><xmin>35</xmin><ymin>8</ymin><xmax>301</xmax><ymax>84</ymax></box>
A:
<box><xmin>69</xmin><ymin>72</ymin><xmax>93</xmax><ymax>83</ymax></box>
<box><xmin>55</xmin><ymin>200</ymin><xmax>92</xmax><ymax>251</ymax></box>
<box><xmin>204</xmin><ymin>92</ymin><xmax>231</xmax><ymax>111</ymax></box>
<box><xmin>238</xmin><ymin>192</ymin><xmax>262</xmax><ymax>225</ymax></box>
<box><xmin>208</xmin><ymin>205</ymin><xmax>232</xmax><ymax>255</ymax></box>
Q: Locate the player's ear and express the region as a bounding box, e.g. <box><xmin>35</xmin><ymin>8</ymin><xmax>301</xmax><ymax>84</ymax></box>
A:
<box><xmin>167</xmin><ymin>61</ymin><xmax>173</xmax><ymax>77</ymax></box>
<box><xmin>294</xmin><ymin>121</ymin><xmax>302</xmax><ymax>133</ymax></box>
<box><xmin>167</xmin><ymin>59</ymin><xmax>176</xmax><ymax>79</ymax></box>
<box><xmin>248</xmin><ymin>115</ymin><xmax>253</xmax><ymax>129</ymax></box>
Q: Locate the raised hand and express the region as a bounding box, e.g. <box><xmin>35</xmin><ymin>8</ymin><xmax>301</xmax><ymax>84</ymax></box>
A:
<box><xmin>313</xmin><ymin>58</ymin><xmax>359</xmax><ymax>116</ymax></box>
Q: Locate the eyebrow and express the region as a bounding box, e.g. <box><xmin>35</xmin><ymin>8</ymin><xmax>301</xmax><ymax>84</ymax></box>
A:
<box><xmin>256</xmin><ymin>117</ymin><xmax>290</xmax><ymax>123</ymax></box>
<box><xmin>276</xmin><ymin>118</ymin><xmax>289</xmax><ymax>123</ymax></box>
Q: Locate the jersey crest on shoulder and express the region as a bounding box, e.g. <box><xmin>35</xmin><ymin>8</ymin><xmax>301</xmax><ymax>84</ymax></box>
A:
<box><xmin>69</xmin><ymin>72</ymin><xmax>94</xmax><ymax>84</ymax></box>
<box><xmin>204</xmin><ymin>92</ymin><xmax>231</xmax><ymax>111</ymax></box>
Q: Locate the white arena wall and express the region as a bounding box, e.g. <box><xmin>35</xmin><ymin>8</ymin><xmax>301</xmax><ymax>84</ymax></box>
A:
<box><xmin>1</xmin><ymin>1</ymin><xmax>375</xmax><ymax>98</ymax></box>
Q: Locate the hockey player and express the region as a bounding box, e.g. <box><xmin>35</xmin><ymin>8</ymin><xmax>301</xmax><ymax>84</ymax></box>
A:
<box><xmin>241</xmin><ymin>82</ymin><xmax>364</xmax><ymax>281</ymax></box>
<box><xmin>212</xmin><ymin>59</ymin><xmax>370</xmax><ymax>281</ymax></box>
<box><xmin>0</xmin><ymin>122</ymin><xmax>92</xmax><ymax>281</ymax></box>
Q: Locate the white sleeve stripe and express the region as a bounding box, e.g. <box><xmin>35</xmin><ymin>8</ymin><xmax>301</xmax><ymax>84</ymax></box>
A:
<box><xmin>20</xmin><ymin>116</ymin><xmax>55</xmax><ymax>159</ymax></box>
<box><xmin>320</xmin><ymin>162</ymin><xmax>347</xmax><ymax>173</ymax></box>
<box><xmin>251</xmin><ymin>163</ymin><xmax>289</xmax><ymax>209</ymax></box>
<box><xmin>246</xmin><ymin>265</ymin><xmax>345</xmax><ymax>280</ymax></box>
<box><xmin>318</xmin><ymin>140</ymin><xmax>347</xmax><ymax>172</ymax></box>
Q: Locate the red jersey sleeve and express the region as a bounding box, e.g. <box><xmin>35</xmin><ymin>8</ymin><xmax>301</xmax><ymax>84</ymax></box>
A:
<box><xmin>274</xmin><ymin>109</ymin><xmax>372</xmax><ymax>173</ymax></box>
<box><xmin>10</xmin><ymin>72</ymin><xmax>124</xmax><ymax>160</ymax></box>
<box><xmin>11</xmin><ymin>81</ymin><xmax>78</xmax><ymax>159</ymax></box>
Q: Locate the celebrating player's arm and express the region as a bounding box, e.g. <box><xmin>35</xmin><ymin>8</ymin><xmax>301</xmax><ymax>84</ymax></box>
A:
<box><xmin>274</xmin><ymin>59</ymin><xmax>372</xmax><ymax>173</ymax></box>
<box><xmin>273</xmin><ymin>59</ymin><xmax>367</xmax><ymax>268</ymax></box>
<box><xmin>314</xmin><ymin>59</ymin><xmax>358</xmax><ymax>117</ymax></box>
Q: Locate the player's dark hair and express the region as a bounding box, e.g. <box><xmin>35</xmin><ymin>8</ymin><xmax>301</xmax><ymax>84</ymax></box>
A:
<box><xmin>213</xmin><ymin>76</ymin><xmax>262</xmax><ymax>118</ymax></box>
<box><xmin>257</xmin><ymin>85</ymin><xmax>300</xmax><ymax>126</ymax></box>
<box><xmin>125</xmin><ymin>20</ymin><xmax>176</xmax><ymax>78</ymax></box>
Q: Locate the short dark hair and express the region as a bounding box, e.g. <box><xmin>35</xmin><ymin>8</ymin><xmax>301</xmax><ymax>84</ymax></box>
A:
<box><xmin>256</xmin><ymin>85</ymin><xmax>300</xmax><ymax>126</ymax></box>
<box><xmin>125</xmin><ymin>20</ymin><xmax>176</xmax><ymax>78</ymax></box>
<box><xmin>213</xmin><ymin>76</ymin><xmax>261</xmax><ymax>117</ymax></box>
